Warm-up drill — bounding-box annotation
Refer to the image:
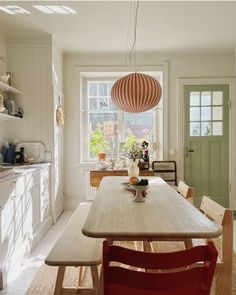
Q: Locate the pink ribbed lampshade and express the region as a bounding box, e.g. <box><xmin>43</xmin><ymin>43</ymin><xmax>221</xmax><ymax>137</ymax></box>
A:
<box><xmin>111</xmin><ymin>73</ymin><xmax>162</xmax><ymax>113</ymax></box>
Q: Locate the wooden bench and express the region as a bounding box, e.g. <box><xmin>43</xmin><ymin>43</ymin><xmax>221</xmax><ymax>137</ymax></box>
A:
<box><xmin>45</xmin><ymin>202</ymin><xmax>103</xmax><ymax>295</ymax></box>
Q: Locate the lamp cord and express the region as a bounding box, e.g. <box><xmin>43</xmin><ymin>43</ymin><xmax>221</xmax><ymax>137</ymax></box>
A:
<box><xmin>129</xmin><ymin>1</ymin><xmax>139</xmax><ymax>72</ymax></box>
<box><xmin>124</xmin><ymin>1</ymin><xmax>132</xmax><ymax>65</ymax></box>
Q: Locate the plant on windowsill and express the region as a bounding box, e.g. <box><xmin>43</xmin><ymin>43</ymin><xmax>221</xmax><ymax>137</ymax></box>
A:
<box><xmin>89</xmin><ymin>127</ymin><xmax>110</xmax><ymax>161</ymax></box>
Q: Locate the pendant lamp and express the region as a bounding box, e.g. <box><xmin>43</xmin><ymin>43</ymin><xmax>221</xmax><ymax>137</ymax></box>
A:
<box><xmin>111</xmin><ymin>1</ymin><xmax>162</xmax><ymax>113</ymax></box>
<box><xmin>111</xmin><ymin>72</ymin><xmax>162</xmax><ymax>113</ymax></box>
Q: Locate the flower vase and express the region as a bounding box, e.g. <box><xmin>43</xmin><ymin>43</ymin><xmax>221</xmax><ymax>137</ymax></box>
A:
<box><xmin>127</xmin><ymin>159</ymin><xmax>140</xmax><ymax>179</ymax></box>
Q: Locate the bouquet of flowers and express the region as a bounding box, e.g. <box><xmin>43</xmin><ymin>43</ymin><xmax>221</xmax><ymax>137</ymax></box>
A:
<box><xmin>122</xmin><ymin>134</ymin><xmax>143</xmax><ymax>161</ymax></box>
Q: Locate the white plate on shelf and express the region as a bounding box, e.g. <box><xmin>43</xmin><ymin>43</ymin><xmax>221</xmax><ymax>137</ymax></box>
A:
<box><xmin>18</xmin><ymin>142</ymin><xmax>45</xmax><ymax>164</ymax></box>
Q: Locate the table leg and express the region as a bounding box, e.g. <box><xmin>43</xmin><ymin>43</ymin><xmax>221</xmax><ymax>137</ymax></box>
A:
<box><xmin>184</xmin><ymin>238</ymin><xmax>193</xmax><ymax>249</ymax></box>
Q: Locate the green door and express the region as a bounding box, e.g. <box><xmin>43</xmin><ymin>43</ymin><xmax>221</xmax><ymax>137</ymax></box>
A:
<box><xmin>184</xmin><ymin>85</ymin><xmax>229</xmax><ymax>207</ymax></box>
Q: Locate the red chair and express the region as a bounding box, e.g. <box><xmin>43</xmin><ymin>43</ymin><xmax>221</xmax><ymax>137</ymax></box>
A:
<box><xmin>103</xmin><ymin>240</ymin><xmax>217</xmax><ymax>295</ymax></box>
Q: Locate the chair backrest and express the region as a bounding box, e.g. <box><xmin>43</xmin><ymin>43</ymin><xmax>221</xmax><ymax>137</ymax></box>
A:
<box><xmin>200</xmin><ymin>196</ymin><xmax>233</xmax><ymax>264</ymax></box>
<box><xmin>152</xmin><ymin>161</ymin><xmax>177</xmax><ymax>186</ymax></box>
<box><xmin>103</xmin><ymin>240</ymin><xmax>217</xmax><ymax>295</ymax></box>
<box><xmin>177</xmin><ymin>180</ymin><xmax>195</xmax><ymax>204</ymax></box>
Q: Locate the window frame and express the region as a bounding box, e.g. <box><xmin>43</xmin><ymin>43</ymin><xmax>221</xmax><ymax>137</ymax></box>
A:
<box><xmin>76</xmin><ymin>64</ymin><xmax>169</xmax><ymax>164</ymax></box>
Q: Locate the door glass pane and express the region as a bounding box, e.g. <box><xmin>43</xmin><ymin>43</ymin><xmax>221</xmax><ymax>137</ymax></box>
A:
<box><xmin>201</xmin><ymin>122</ymin><xmax>211</xmax><ymax>136</ymax></box>
<box><xmin>190</xmin><ymin>92</ymin><xmax>200</xmax><ymax>106</ymax></box>
<box><xmin>213</xmin><ymin>91</ymin><xmax>223</xmax><ymax>105</ymax></box>
<box><xmin>201</xmin><ymin>92</ymin><xmax>211</xmax><ymax>105</ymax></box>
<box><xmin>201</xmin><ymin>107</ymin><xmax>211</xmax><ymax>121</ymax></box>
<box><xmin>213</xmin><ymin>122</ymin><xmax>223</xmax><ymax>135</ymax></box>
<box><xmin>190</xmin><ymin>107</ymin><xmax>200</xmax><ymax>121</ymax></box>
<box><xmin>190</xmin><ymin>122</ymin><xmax>200</xmax><ymax>136</ymax></box>
<box><xmin>213</xmin><ymin>106</ymin><xmax>223</xmax><ymax>121</ymax></box>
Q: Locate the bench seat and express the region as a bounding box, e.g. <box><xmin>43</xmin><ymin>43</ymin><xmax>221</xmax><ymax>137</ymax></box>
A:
<box><xmin>45</xmin><ymin>202</ymin><xmax>103</xmax><ymax>295</ymax></box>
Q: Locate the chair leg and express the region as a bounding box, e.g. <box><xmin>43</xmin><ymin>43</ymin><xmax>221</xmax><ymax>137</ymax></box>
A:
<box><xmin>184</xmin><ymin>238</ymin><xmax>193</xmax><ymax>249</ymax></box>
<box><xmin>142</xmin><ymin>241</ymin><xmax>153</xmax><ymax>252</ymax></box>
<box><xmin>78</xmin><ymin>266</ymin><xmax>86</xmax><ymax>287</ymax></box>
<box><xmin>54</xmin><ymin>266</ymin><xmax>66</xmax><ymax>295</ymax></box>
<box><xmin>91</xmin><ymin>265</ymin><xmax>99</xmax><ymax>294</ymax></box>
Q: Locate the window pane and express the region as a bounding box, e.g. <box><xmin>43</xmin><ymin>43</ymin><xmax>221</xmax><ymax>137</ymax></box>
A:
<box><xmin>89</xmin><ymin>98</ymin><xmax>98</xmax><ymax>110</ymax></box>
<box><xmin>190</xmin><ymin>122</ymin><xmax>200</xmax><ymax>136</ymax></box>
<box><xmin>88</xmin><ymin>82</ymin><xmax>97</xmax><ymax>96</ymax></box>
<box><xmin>213</xmin><ymin>122</ymin><xmax>223</xmax><ymax>135</ymax></box>
<box><xmin>201</xmin><ymin>107</ymin><xmax>211</xmax><ymax>121</ymax></box>
<box><xmin>89</xmin><ymin>112</ymin><xmax>118</xmax><ymax>159</ymax></box>
<box><xmin>213</xmin><ymin>106</ymin><xmax>223</xmax><ymax>121</ymax></box>
<box><xmin>201</xmin><ymin>92</ymin><xmax>211</xmax><ymax>105</ymax></box>
<box><xmin>201</xmin><ymin>122</ymin><xmax>211</xmax><ymax>136</ymax></box>
<box><xmin>213</xmin><ymin>91</ymin><xmax>223</xmax><ymax>105</ymax></box>
<box><xmin>190</xmin><ymin>107</ymin><xmax>200</xmax><ymax>121</ymax></box>
<box><xmin>124</xmin><ymin>111</ymin><xmax>155</xmax><ymax>142</ymax></box>
<box><xmin>99</xmin><ymin>83</ymin><xmax>107</xmax><ymax>97</ymax></box>
<box><xmin>190</xmin><ymin>92</ymin><xmax>200</xmax><ymax>106</ymax></box>
<box><xmin>98</xmin><ymin>98</ymin><xmax>109</xmax><ymax>110</ymax></box>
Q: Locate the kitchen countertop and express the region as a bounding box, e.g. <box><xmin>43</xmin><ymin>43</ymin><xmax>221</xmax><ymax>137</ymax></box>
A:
<box><xmin>0</xmin><ymin>162</ymin><xmax>51</xmax><ymax>183</ymax></box>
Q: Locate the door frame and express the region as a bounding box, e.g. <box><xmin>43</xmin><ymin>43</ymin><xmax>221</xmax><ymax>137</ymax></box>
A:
<box><xmin>177</xmin><ymin>77</ymin><xmax>236</xmax><ymax>209</ymax></box>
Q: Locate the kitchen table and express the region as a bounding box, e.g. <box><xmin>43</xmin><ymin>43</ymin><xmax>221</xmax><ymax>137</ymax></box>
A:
<box><xmin>82</xmin><ymin>176</ymin><xmax>221</xmax><ymax>295</ymax></box>
<box><xmin>82</xmin><ymin>176</ymin><xmax>221</xmax><ymax>241</ymax></box>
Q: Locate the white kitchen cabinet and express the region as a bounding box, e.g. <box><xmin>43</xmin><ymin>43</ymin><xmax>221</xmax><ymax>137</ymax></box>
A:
<box><xmin>0</xmin><ymin>164</ymin><xmax>52</xmax><ymax>289</ymax></box>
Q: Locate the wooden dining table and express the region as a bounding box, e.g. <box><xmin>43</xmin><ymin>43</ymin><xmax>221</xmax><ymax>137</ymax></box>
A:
<box><xmin>82</xmin><ymin>176</ymin><xmax>221</xmax><ymax>242</ymax></box>
<box><xmin>82</xmin><ymin>176</ymin><xmax>222</xmax><ymax>295</ymax></box>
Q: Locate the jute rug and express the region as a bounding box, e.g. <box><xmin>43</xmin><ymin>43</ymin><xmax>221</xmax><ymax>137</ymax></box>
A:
<box><xmin>25</xmin><ymin>241</ymin><xmax>236</xmax><ymax>295</ymax></box>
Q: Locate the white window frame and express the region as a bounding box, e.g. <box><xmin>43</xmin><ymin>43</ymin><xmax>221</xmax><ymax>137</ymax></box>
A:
<box><xmin>75</xmin><ymin>64</ymin><xmax>169</xmax><ymax>164</ymax></box>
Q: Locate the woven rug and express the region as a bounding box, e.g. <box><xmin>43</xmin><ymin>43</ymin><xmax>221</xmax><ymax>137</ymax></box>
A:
<box><xmin>26</xmin><ymin>241</ymin><xmax>236</xmax><ymax>295</ymax></box>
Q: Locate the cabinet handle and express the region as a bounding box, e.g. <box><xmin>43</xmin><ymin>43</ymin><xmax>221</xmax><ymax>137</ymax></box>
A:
<box><xmin>0</xmin><ymin>206</ymin><xmax>4</xmax><ymax>210</ymax></box>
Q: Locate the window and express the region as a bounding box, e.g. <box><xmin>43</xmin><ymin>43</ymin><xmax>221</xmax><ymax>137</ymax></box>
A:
<box><xmin>189</xmin><ymin>91</ymin><xmax>223</xmax><ymax>136</ymax></box>
<box><xmin>80</xmin><ymin>70</ymin><xmax>164</xmax><ymax>162</ymax></box>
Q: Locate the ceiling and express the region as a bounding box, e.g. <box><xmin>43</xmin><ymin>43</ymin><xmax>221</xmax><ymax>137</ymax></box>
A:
<box><xmin>0</xmin><ymin>1</ymin><xmax>236</xmax><ymax>54</ymax></box>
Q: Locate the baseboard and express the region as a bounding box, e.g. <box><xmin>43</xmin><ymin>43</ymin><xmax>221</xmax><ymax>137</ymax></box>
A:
<box><xmin>64</xmin><ymin>196</ymin><xmax>84</xmax><ymax>210</ymax></box>
<box><xmin>53</xmin><ymin>204</ymin><xmax>64</xmax><ymax>223</ymax></box>
<box><xmin>31</xmin><ymin>215</ymin><xmax>53</xmax><ymax>250</ymax></box>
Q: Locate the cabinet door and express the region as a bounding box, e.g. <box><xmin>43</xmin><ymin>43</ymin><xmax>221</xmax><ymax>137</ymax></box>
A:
<box><xmin>0</xmin><ymin>179</ymin><xmax>16</xmax><ymax>269</ymax></box>
<box><xmin>39</xmin><ymin>166</ymin><xmax>50</xmax><ymax>222</ymax></box>
<box><xmin>31</xmin><ymin>170</ymin><xmax>40</xmax><ymax>234</ymax></box>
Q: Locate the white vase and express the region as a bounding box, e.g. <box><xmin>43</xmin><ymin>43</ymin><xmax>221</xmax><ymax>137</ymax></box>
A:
<box><xmin>127</xmin><ymin>159</ymin><xmax>140</xmax><ymax>179</ymax></box>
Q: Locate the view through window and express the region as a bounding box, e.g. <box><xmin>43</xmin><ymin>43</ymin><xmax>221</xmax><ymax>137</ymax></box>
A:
<box><xmin>81</xmin><ymin>72</ymin><xmax>163</xmax><ymax>162</ymax></box>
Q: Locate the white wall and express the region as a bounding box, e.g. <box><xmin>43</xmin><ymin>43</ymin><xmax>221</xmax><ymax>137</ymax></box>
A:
<box><xmin>63</xmin><ymin>51</ymin><xmax>235</xmax><ymax>209</ymax></box>
<box><xmin>6</xmin><ymin>36</ymin><xmax>54</xmax><ymax>150</ymax></box>
<box><xmin>51</xmin><ymin>38</ymin><xmax>64</xmax><ymax>220</ymax></box>
<box><xmin>0</xmin><ymin>33</ymin><xmax>9</xmax><ymax>152</ymax></box>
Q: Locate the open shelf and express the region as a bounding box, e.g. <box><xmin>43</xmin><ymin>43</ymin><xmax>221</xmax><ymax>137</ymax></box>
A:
<box><xmin>0</xmin><ymin>82</ymin><xmax>21</xmax><ymax>94</ymax></box>
<box><xmin>0</xmin><ymin>112</ymin><xmax>22</xmax><ymax>122</ymax></box>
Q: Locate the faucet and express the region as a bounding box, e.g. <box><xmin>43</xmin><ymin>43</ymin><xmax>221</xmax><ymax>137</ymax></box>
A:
<box><xmin>0</xmin><ymin>136</ymin><xmax>9</xmax><ymax>148</ymax></box>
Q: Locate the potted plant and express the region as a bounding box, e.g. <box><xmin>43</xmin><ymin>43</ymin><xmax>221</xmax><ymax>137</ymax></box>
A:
<box><xmin>89</xmin><ymin>128</ymin><xmax>110</xmax><ymax>161</ymax></box>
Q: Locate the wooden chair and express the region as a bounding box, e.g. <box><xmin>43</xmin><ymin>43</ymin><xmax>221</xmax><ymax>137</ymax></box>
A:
<box><xmin>198</xmin><ymin>196</ymin><xmax>233</xmax><ymax>295</ymax></box>
<box><xmin>103</xmin><ymin>240</ymin><xmax>218</xmax><ymax>295</ymax></box>
<box><xmin>152</xmin><ymin>161</ymin><xmax>177</xmax><ymax>186</ymax></box>
<box><xmin>177</xmin><ymin>180</ymin><xmax>195</xmax><ymax>205</ymax></box>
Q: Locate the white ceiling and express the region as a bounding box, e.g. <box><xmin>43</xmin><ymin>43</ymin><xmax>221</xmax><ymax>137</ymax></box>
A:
<box><xmin>0</xmin><ymin>1</ymin><xmax>236</xmax><ymax>54</ymax></box>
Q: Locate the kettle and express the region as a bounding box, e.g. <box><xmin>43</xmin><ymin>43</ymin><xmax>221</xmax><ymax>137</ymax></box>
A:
<box><xmin>2</xmin><ymin>144</ymin><xmax>16</xmax><ymax>164</ymax></box>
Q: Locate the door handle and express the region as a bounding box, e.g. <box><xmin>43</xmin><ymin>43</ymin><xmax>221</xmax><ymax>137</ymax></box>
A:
<box><xmin>185</xmin><ymin>147</ymin><xmax>194</xmax><ymax>157</ymax></box>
